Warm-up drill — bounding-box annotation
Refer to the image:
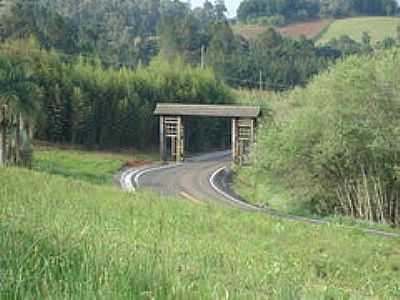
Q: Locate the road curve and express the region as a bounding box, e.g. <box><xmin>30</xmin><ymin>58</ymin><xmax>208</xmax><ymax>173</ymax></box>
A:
<box><xmin>136</xmin><ymin>151</ymin><xmax>258</xmax><ymax>210</ymax></box>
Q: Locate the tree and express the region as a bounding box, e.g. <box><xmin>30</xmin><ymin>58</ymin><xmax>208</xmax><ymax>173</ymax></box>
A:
<box><xmin>0</xmin><ymin>55</ymin><xmax>39</xmax><ymax>165</ymax></box>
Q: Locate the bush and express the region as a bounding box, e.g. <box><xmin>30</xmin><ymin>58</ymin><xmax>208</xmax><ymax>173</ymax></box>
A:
<box><xmin>252</xmin><ymin>49</ymin><xmax>400</xmax><ymax>226</ymax></box>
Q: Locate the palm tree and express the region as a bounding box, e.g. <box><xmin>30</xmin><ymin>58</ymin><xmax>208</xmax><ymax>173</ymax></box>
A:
<box><xmin>0</xmin><ymin>55</ymin><xmax>40</xmax><ymax>166</ymax></box>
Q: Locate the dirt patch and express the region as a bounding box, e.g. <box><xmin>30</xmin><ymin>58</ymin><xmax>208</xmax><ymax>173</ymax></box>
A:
<box><xmin>122</xmin><ymin>160</ymin><xmax>153</xmax><ymax>169</ymax></box>
<box><xmin>278</xmin><ymin>19</ymin><xmax>331</xmax><ymax>39</ymax></box>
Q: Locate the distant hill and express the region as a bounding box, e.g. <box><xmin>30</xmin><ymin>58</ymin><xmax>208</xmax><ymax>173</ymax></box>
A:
<box><xmin>318</xmin><ymin>17</ymin><xmax>400</xmax><ymax>44</ymax></box>
<box><xmin>233</xmin><ymin>17</ymin><xmax>400</xmax><ymax>44</ymax></box>
<box><xmin>233</xmin><ymin>19</ymin><xmax>331</xmax><ymax>40</ymax></box>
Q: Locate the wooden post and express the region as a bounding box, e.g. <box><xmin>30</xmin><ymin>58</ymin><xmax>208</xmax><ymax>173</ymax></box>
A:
<box><xmin>159</xmin><ymin>116</ymin><xmax>165</xmax><ymax>161</ymax></box>
<box><xmin>231</xmin><ymin>118</ymin><xmax>237</xmax><ymax>163</ymax></box>
<box><xmin>176</xmin><ymin>116</ymin><xmax>182</xmax><ymax>162</ymax></box>
<box><xmin>250</xmin><ymin>118</ymin><xmax>255</xmax><ymax>144</ymax></box>
<box><xmin>180</xmin><ymin>121</ymin><xmax>185</xmax><ymax>161</ymax></box>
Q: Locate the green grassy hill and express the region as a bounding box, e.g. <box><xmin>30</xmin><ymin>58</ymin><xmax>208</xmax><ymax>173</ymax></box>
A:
<box><xmin>318</xmin><ymin>17</ymin><xmax>400</xmax><ymax>44</ymax></box>
<box><xmin>1</xmin><ymin>160</ymin><xmax>400</xmax><ymax>298</ymax></box>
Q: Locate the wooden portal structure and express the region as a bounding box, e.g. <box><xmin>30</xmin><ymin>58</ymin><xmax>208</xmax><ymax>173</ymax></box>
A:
<box><xmin>154</xmin><ymin>103</ymin><xmax>261</xmax><ymax>164</ymax></box>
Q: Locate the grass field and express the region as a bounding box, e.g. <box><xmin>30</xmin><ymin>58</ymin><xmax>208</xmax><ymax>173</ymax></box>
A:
<box><xmin>1</xmin><ymin>166</ymin><xmax>400</xmax><ymax>299</ymax></box>
<box><xmin>318</xmin><ymin>17</ymin><xmax>400</xmax><ymax>44</ymax></box>
<box><xmin>33</xmin><ymin>144</ymin><xmax>155</xmax><ymax>185</ymax></box>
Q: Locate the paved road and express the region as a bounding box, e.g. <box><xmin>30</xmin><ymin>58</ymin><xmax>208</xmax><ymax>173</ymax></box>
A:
<box><xmin>136</xmin><ymin>151</ymin><xmax>257</xmax><ymax>210</ymax></box>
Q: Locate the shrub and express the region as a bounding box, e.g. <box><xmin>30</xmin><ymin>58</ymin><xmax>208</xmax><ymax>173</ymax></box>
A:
<box><xmin>253</xmin><ymin>49</ymin><xmax>400</xmax><ymax>226</ymax></box>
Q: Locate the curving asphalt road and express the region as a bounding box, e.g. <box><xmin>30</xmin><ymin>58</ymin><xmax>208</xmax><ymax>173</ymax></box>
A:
<box><xmin>135</xmin><ymin>151</ymin><xmax>258</xmax><ymax>210</ymax></box>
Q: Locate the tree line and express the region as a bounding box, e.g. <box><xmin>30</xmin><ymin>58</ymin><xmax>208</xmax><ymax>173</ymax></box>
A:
<box><xmin>0</xmin><ymin>39</ymin><xmax>233</xmax><ymax>161</ymax></box>
<box><xmin>237</xmin><ymin>0</ymin><xmax>399</xmax><ymax>24</ymax></box>
<box><xmin>2</xmin><ymin>0</ymin><xmax>400</xmax><ymax>93</ymax></box>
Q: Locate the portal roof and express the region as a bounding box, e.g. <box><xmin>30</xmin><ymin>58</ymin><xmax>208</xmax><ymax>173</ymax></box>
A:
<box><xmin>154</xmin><ymin>103</ymin><xmax>261</xmax><ymax>118</ymax></box>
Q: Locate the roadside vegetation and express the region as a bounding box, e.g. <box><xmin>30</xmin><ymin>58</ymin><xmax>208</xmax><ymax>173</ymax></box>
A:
<box><xmin>236</xmin><ymin>48</ymin><xmax>400</xmax><ymax>227</ymax></box>
<box><xmin>1</xmin><ymin>167</ymin><xmax>400</xmax><ymax>299</ymax></box>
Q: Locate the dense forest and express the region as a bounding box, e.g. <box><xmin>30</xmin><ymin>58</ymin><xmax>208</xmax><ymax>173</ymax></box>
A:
<box><xmin>1</xmin><ymin>0</ymin><xmax>399</xmax><ymax>92</ymax></box>
<box><xmin>237</xmin><ymin>0</ymin><xmax>399</xmax><ymax>23</ymax></box>
<box><xmin>0</xmin><ymin>38</ymin><xmax>232</xmax><ymax>152</ymax></box>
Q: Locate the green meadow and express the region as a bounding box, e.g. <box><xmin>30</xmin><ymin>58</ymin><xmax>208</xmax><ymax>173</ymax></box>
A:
<box><xmin>318</xmin><ymin>17</ymin><xmax>400</xmax><ymax>44</ymax></box>
<box><xmin>1</xmin><ymin>164</ymin><xmax>400</xmax><ymax>299</ymax></box>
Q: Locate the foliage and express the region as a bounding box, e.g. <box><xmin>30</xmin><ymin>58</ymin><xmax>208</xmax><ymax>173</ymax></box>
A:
<box><xmin>0</xmin><ymin>52</ymin><xmax>39</xmax><ymax>166</ymax></box>
<box><xmin>0</xmin><ymin>0</ymin><xmax>85</xmax><ymax>55</ymax></box>
<box><xmin>246</xmin><ymin>49</ymin><xmax>400</xmax><ymax>226</ymax></box>
<box><xmin>237</xmin><ymin>0</ymin><xmax>398</xmax><ymax>23</ymax></box>
<box><xmin>1</xmin><ymin>166</ymin><xmax>400</xmax><ymax>299</ymax></box>
<box><xmin>320</xmin><ymin>0</ymin><xmax>398</xmax><ymax>17</ymax></box>
<box><xmin>217</xmin><ymin>28</ymin><xmax>337</xmax><ymax>91</ymax></box>
<box><xmin>237</xmin><ymin>0</ymin><xmax>320</xmax><ymax>23</ymax></box>
<box><xmin>0</xmin><ymin>0</ymin><xmax>229</xmax><ymax>68</ymax></box>
<box><xmin>0</xmin><ymin>39</ymin><xmax>233</xmax><ymax>151</ymax></box>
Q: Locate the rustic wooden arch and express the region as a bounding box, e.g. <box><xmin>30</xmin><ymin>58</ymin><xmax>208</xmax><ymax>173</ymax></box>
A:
<box><xmin>154</xmin><ymin>103</ymin><xmax>261</xmax><ymax>164</ymax></box>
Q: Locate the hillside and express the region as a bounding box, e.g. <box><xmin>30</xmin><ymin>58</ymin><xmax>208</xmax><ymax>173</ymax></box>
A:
<box><xmin>233</xmin><ymin>17</ymin><xmax>399</xmax><ymax>44</ymax></box>
<box><xmin>318</xmin><ymin>17</ymin><xmax>400</xmax><ymax>44</ymax></box>
<box><xmin>1</xmin><ymin>165</ymin><xmax>400</xmax><ymax>298</ymax></box>
<box><xmin>233</xmin><ymin>19</ymin><xmax>331</xmax><ymax>40</ymax></box>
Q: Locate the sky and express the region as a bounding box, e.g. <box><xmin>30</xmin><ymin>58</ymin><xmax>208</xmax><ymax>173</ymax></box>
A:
<box><xmin>188</xmin><ymin>0</ymin><xmax>242</xmax><ymax>17</ymax></box>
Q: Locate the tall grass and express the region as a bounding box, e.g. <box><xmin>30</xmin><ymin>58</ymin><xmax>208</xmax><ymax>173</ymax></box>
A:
<box><xmin>1</xmin><ymin>167</ymin><xmax>400</xmax><ymax>299</ymax></box>
<box><xmin>32</xmin><ymin>145</ymin><xmax>155</xmax><ymax>185</ymax></box>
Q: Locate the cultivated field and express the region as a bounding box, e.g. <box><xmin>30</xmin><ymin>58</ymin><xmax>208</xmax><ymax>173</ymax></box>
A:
<box><xmin>232</xmin><ymin>19</ymin><xmax>331</xmax><ymax>40</ymax></box>
<box><xmin>1</xmin><ymin>165</ymin><xmax>400</xmax><ymax>299</ymax></box>
<box><xmin>318</xmin><ymin>17</ymin><xmax>400</xmax><ymax>44</ymax></box>
<box><xmin>278</xmin><ymin>19</ymin><xmax>331</xmax><ymax>39</ymax></box>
